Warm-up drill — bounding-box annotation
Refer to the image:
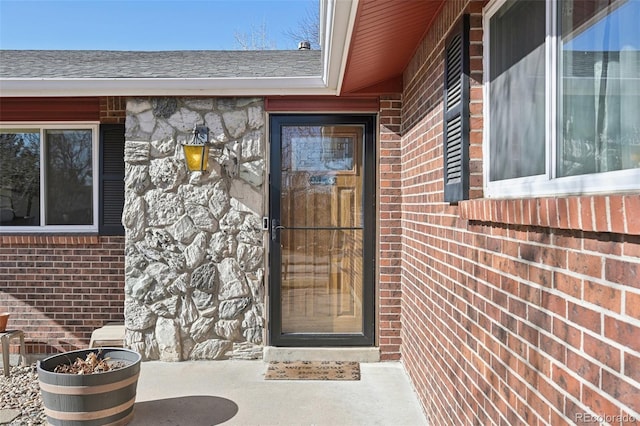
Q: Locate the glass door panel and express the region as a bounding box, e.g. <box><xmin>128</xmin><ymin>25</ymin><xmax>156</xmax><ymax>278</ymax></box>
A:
<box><xmin>269</xmin><ymin>115</ymin><xmax>375</xmax><ymax>346</ymax></box>
<box><xmin>280</xmin><ymin>124</ymin><xmax>363</xmax><ymax>334</ymax></box>
<box><xmin>281</xmin><ymin>229</ymin><xmax>363</xmax><ymax>333</ymax></box>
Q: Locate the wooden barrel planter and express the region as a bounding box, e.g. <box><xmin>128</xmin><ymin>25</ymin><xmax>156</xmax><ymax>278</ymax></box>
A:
<box><xmin>37</xmin><ymin>348</ymin><xmax>142</xmax><ymax>426</ymax></box>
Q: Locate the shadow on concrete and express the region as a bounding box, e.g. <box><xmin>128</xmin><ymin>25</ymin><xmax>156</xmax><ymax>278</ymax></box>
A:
<box><xmin>130</xmin><ymin>395</ymin><xmax>238</xmax><ymax>425</ymax></box>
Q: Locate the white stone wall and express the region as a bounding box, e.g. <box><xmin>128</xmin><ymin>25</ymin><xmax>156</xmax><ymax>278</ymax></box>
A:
<box><xmin>123</xmin><ymin>97</ymin><xmax>265</xmax><ymax>361</ymax></box>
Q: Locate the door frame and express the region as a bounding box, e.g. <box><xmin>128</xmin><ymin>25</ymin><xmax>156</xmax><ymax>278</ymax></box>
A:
<box><xmin>268</xmin><ymin>113</ymin><xmax>376</xmax><ymax>347</ymax></box>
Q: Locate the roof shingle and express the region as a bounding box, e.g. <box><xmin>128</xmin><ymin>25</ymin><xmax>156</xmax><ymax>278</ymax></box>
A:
<box><xmin>0</xmin><ymin>50</ymin><xmax>322</xmax><ymax>79</ymax></box>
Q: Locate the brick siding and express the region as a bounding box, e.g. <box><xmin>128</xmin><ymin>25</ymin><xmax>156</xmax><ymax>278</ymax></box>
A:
<box><xmin>397</xmin><ymin>0</ymin><xmax>640</xmax><ymax>424</ymax></box>
<box><xmin>99</xmin><ymin>96</ymin><xmax>126</xmax><ymax>124</ymax></box>
<box><xmin>379</xmin><ymin>95</ymin><xmax>404</xmax><ymax>360</ymax></box>
<box><xmin>0</xmin><ymin>235</ymin><xmax>125</xmax><ymax>354</ymax></box>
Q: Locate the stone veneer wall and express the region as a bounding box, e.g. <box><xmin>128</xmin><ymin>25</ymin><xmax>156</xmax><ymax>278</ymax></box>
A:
<box><xmin>123</xmin><ymin>97</ymin><xmax>265</xmax><ymax>361</ymax></box>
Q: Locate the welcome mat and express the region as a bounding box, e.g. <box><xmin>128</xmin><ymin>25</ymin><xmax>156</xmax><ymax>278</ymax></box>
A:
<box><xmin>264</xmin><ymin>361</ymin><xmax>360</xmax><ymax>381</ymax></box>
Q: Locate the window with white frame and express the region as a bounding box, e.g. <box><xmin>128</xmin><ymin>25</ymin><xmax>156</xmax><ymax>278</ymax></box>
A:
<box><xmin>0</xmin><ymin>124</ymin><xmax>99</xmax><ymax>231</ymax></box>
<box><xmin>484</xmin><ymin>0</ymin><xmax>640</xmax><ymax>198</ymax></box>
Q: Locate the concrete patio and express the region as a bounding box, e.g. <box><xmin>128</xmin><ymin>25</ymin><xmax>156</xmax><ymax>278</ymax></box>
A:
<box><xmin>129</xmin><ymin>360</ymin><xmax>428</xmax><ymax>426</ymax></box>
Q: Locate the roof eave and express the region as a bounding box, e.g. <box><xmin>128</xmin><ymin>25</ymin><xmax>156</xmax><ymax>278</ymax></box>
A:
<box><xmin>0</xmin><ymin>76</ymin><xmax>338</xmax><ymax>97</ymax></box>
<box><xmin>0</xmin><ymin>0</ymin><xmax>359</xmax><ymax>98</ymax></box>
<box><xmin>321</xmin><ymin>0</ymin><xmax>359</xmax><ymax>94</ymax></box>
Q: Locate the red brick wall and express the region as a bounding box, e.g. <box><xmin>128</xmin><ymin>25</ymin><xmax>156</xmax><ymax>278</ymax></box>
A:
<box><xmin>379</xmin><ymin>95</ymin><xmax>403</xmax><ymax>360</ymax></box>
<box><xmin>0</xmin><ymin>235</ymin><xmax>125</xmax><ymax>355</ymax></box>
<box><xmin>397</xmin><ymin>0</ymin><xmax>640</xmax><ymax>424</ymax></box>
<box><xmin>99</xmin><ymin>96</ymin><xmax>126</xmax><ymax>124</ymax></box>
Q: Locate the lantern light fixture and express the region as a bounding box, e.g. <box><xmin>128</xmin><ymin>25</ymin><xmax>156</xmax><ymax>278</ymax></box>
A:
<box><xmin>182</xmin><ymin>125</ymin><xmax>210</xmax><ymax>172</ymax></box>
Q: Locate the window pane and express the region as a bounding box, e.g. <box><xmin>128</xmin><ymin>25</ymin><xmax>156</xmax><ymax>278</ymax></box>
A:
<box><xmin>45</xmin><ymin>130</ymin><xmax>93</xmax><ymax>225</ymax></box>
<box><xmin>0</xmin><ymin>131</ymin><xmax>41</xmax><ymax>226</ymax></box>
<box><xmin>281</xmin><ymin>125</ymin><xmax>363</xmax><ymax>228</ymax></box>
<box><xmin>489</xmin><ymin>0</ymin><xmax>546</xmax><ymax>181</ymax></box>
<box><xmin>559</xmin><ymin>0</ymin><xmax>640</xmax><ymax>177</ymax></box>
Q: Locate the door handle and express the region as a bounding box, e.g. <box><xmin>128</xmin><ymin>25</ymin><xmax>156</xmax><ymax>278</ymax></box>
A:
<box><xmin>271</xmin><ymin>219</ymin><xmax>285</xmax><ymax>241</ymax></box>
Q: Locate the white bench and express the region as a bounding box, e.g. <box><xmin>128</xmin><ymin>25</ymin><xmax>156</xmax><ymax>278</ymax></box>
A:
<box><xmin>89</xmin><ymin>323</ymin><xmax>125</xmax><ymax>348</ymax></box>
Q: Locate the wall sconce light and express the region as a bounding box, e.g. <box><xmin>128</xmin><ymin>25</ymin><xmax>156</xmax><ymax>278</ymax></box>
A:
<box><xmin>182</xmin><ymin>125</ymin><xmax>210</xmax><ymax>172</ymax></box>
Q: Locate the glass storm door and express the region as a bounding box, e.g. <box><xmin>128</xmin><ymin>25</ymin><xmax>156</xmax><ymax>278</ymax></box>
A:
<box><xmin>269</xmin><ymin>115</ymin><xmax>375</xmax><ymax>346</ymax></box>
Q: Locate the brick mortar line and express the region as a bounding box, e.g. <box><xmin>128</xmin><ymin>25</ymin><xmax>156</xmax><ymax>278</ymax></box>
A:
<box><xmin>435</xmin><ymin>278</ymin><xmax>638</xmax><ymax>424</ymax></box>
<box><xmin>460</xmin><ymin>196</ymin><xmax>637</xmax><ymax>235</ymax></box>
<box><xmin>404</xmin><ymin>292</ymin><xmax>531</xmax><ymax>425</ymax></box>
<box><xmin>564</xmin><ymin>382</ymin><xmax>640</xmax><ymax>422</ymax></box>
<box><xmin>400</xmin><ymin>216</ymin><xmax>639</xmax><ymax>268</ymax></box>
<box><xmin>401</xmin><ymin>238</ymin><xmax>640</xmax><ymax>332</ymax></box>
<box><xmin>401</xmin><ymin>244</ymin><xmax>640</xmax><ymax>387</ymax></box>
<box><xmin>401</xmin><ymin>301</ymin><xmax>492</xmax><ymax>424</ymax></box>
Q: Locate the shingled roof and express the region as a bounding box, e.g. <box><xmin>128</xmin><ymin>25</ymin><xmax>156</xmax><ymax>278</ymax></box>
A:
<box><xmin>0</xmin><ymin>1</ymin><xmax>357</xmax><ymax>97</ymax></box>
<box><xmin>0</xmin><ymin>50</ymin><xmax>322</xmax><ymax>79</ymax></box>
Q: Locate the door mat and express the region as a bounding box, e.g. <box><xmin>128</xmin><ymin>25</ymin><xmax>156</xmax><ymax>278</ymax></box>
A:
<box><xmin>264</xmin><ymin>361</ymin><xmax>360</xmax><ymax>381</ymax></box>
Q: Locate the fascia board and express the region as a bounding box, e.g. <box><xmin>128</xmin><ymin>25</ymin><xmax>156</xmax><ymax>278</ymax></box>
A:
<box><xmin>0</xmin><ymin>76</ymin><xmax>338</xmax><ymax>97</ymax></box>
<box><xmin>322</xmin><ymin>0</ymin><xmax>358</xmax><ymax>93</ymax></box>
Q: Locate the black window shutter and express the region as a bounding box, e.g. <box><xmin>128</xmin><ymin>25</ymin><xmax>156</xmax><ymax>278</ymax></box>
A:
<box><xmin>99</xmin><ymin>124</ymin><xmax>125</xmax><ymax>235</ymax></box>
<box><xmin>443</xmin><ymin>14</ymin><xmax>470</xmax><ymax>203</ymax></box>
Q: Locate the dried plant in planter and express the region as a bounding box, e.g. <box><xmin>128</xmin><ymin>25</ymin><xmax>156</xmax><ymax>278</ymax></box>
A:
<box><xmin>53</xmin><ymin>350</ymin><xmax>127</xmax><ymax>374</ymax></box>
<box><xmin>38</xmin><ymin>348</ymin><xmax>142</xmax><ymax>424</ymax></box>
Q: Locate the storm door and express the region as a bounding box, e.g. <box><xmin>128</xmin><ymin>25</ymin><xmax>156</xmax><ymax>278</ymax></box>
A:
<box><xmin>269</xmin><ymin>114</ymin><xmax>375</xmax><ymax>346</ymax></box>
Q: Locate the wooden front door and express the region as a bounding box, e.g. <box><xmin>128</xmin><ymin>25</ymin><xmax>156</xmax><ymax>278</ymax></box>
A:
<box><xmin>269</xmin><ymin>114</ymin><xmax>375</xmax><ymax>346</ymax></box>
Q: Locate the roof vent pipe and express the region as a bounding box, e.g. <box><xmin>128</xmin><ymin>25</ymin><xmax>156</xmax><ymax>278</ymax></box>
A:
<box><xmin>298</xmin><ymin>41</ymin><xmax>311</xmax><ymax>50</ymax></box>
